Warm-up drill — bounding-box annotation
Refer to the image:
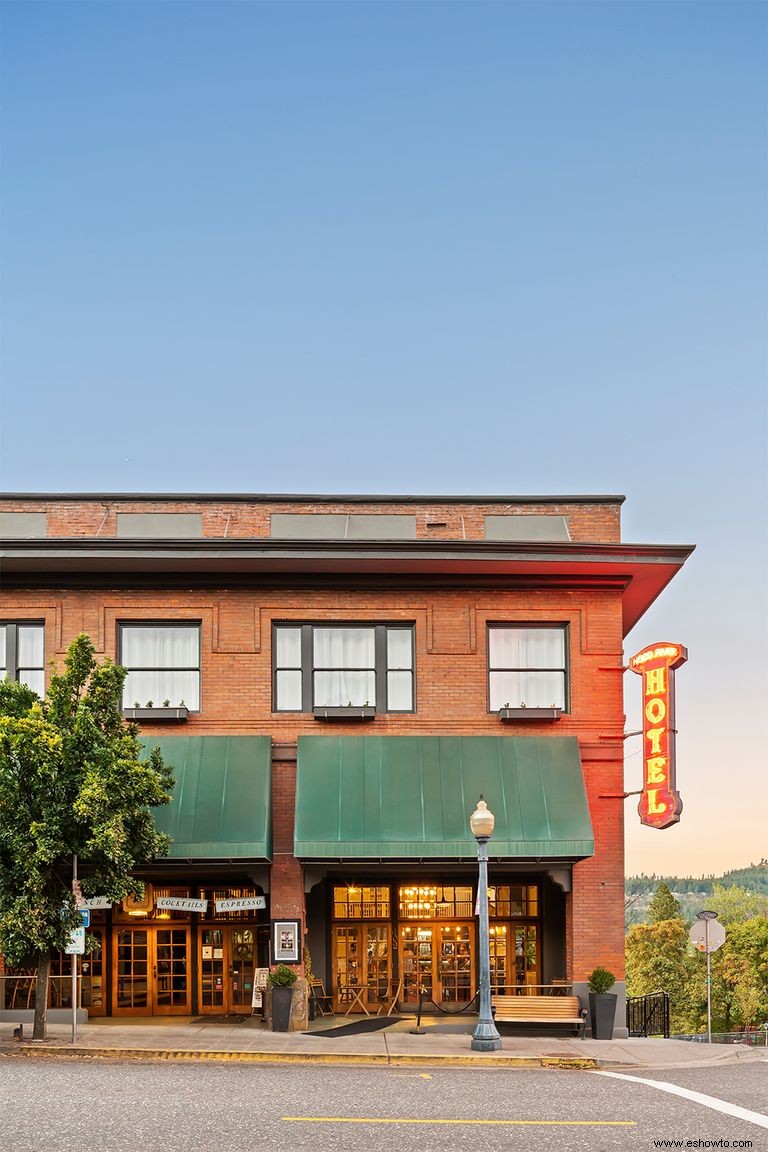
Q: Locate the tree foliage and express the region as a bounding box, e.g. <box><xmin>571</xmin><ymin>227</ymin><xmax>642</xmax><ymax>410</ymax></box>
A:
<box><xmin>625</xmin><ymin>919</ymin><xmax>693</xmax><ymax>1032</ymax></box>
<box><xmin>646</xmin><ymin>882</ymin><xmax>681</xmax><ymax>923</ymax></box>
<box><xmin>708</xmin><ymin>883</ymin><xmax>766</xmax><ymax>927</ymax></box>
<box><xmin>0</xmin><ymin>635</ymin><xmax>174</xmax><ymax>1036</ymax></box>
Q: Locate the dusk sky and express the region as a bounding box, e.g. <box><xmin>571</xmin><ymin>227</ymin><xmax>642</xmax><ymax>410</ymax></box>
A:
<box><xmin>1</xmin><ymin>1</ymin><xmax>765</xmax><ymax>878</ymax></box>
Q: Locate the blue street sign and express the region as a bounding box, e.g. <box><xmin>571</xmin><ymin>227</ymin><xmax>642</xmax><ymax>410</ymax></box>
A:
<box><xmin>79</xmin><ymin>908</ymin><xmax>90</xmax><ymax>928</ymax></box>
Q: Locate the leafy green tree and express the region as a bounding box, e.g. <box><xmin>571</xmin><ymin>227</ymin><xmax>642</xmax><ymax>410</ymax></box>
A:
<box><xmin>716</xmin><ymin>917</ymin><xmax>768</xmax><ymax>1029</ymax></box>
<box><xmin>706</xmin><ymin>884</ymin><xmax>766</xmax><ymax>926</ymax></box>
<box><xmin>625</xmin><ymin>919</ymin><xmax>694</xmax><ymax>1032</ymax></box>
<box><xmin>0</xmin><ymin>635</ymin><xmax>173</xmax><ymax>1039</ymax></box>
<box><xmin>646</xmin><ymin>882</ymin><xmax>681</xmax><ymax>923</ymax></box>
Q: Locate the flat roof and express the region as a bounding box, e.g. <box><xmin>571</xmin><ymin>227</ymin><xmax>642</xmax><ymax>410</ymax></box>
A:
<box><xmin>0</xmin><ymin>492</ymin><xmax>626</xmax><ymax>505</ymax></box>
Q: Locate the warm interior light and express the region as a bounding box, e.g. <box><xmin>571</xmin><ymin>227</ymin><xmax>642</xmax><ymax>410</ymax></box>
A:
<box><xmin>128</xmin><ymin>910</ymin><xmax>148</xmax><ymax>917</ymax></box>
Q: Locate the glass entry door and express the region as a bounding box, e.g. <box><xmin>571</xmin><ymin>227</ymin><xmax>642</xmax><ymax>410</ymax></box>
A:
<box><xmin>489</xmin><ymin>924</ymin><xmax>538</xmax><ymax>992</ymax></box>
<box><xmin>400</xmin><ymin>924</ymin><xmax>474</xmax><ymax>1007</ymax></box>
<box><xmin>333</xmin><ymin>924</ymin><xmax>390</xmax><ymax>1011</ymax></box>
<box><xmin>199</xmin><ymin>926</ymin><xmax>257</xmax><ymax>1014</ymax></box>
<box><xmin>113</xmin><ymin>926</ymin><xmax>190</xmax><ymax>1015</ymax></box>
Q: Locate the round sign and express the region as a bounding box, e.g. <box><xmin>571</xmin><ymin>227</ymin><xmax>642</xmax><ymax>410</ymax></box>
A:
<box><xmin>689</xmin><ymin>919</ymin><xmax>726</xmax><ymax>953</ymax></box>
<box><xmin>697</xmin><ymin>910</ymin><xmax>718</xmax><ymax>920</ymax></box>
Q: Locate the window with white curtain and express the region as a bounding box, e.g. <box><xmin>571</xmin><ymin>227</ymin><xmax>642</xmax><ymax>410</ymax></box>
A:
<box><xmin>119</xmin><ymin>623</ymin><xmax>201</xmax><ymax>710</ymax></box>
<box><xmin>488</xmin><ymin>626</ymin><xmax>567</xmax><ymax>711</ymax></box>
<box><xmin>273</xmin><ymin>623</ymin><xmax>414</xmax><ymax>712</ymax></box>
<box><xmin>0</xmin><ymin>622</ymin><xmax>45</xmax><ymax>696</ymax></box>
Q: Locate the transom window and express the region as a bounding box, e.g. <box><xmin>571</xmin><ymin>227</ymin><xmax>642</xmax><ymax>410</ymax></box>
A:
<box><xmin>333</xmin><ymin>885</ymin><xmax>391</xmax><ymax>920</ymax></box>
<box><xmin>398</xmin><ymin>885</ymin><xmax>474</xmax><ymax>919</ymax></box>
<box><xmin>489</xmin><ymin>884</ymin><xmax>539</xmax><ymax>918</ymax></box>
<box><xmin>0</xmin><ymin>623</ymin><xmax>44</xmax><ymax>696</ymax></box>
<box><xmin>119</xmin><ymin>623</ymin><xmax>200</xmax><ymax>711</ymax></box>
<box><xmin>488</xmin><ymin>625</ymin><xmax>568</xmax><ymax>711</ymax></box>
<box><xmin>273</xmin><ymin>623</ymin><xmax>414</xmax><ymax>712</ymax></box>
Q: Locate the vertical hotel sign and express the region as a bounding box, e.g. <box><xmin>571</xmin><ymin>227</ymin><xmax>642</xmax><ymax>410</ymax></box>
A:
<box><xmin>629</xmin><ymin>643</ymin><xmax>687</xmax><ymax>829</ymax></box>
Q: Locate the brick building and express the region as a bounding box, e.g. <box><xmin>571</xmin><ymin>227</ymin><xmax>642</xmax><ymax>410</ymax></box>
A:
<box><xmin>0</xmin><ymin>493</ymin><xmax>693</xmax><ymax>1031</ymax></box>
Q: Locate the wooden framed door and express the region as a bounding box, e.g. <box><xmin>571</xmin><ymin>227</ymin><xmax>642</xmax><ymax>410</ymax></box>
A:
<box><xmin>198</xmin><ymin>926</ymin><xmax>257</xmax><ymax>1014</ymax></box>
<box><xmin>332</xmin><ymin>924</ymin><xmax>390</xmax><ymax>1011</ymax></box>
<box><xmin>113</xmin><ymin>925</ymin><xmax>191</xmax><ymax>1015</ymax></box>
<box><xmin>400</xmin><ymin>923</ymin><xmax>474</xmax><ymax>1007</ymax></box>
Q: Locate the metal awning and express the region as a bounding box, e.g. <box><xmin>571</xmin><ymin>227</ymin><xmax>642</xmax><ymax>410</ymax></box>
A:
<box><xmin>146</xmin><ymin>736</ymin><xmax>271</xmax><ymax>860</ymax></box>
<box><xmin>294</xmin><ymin>735</ymin><xmax>594</xmax><ymax>860</ymax></box>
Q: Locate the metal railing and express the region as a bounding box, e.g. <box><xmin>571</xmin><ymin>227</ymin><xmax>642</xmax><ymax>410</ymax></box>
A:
<box><xmin>1</xmin><ymin>975</ymin><xmax>87</xmax><ymax>1011</ymax></box>
<box><xmin>674</xmin><ymin>1029</ymin><xmax>768</xmax><ymax>1047</ymax></box>
<box><xmin>626</xmin><ymin>991</ymin><xmax>670</xmax><ymax>1038</ymax></box>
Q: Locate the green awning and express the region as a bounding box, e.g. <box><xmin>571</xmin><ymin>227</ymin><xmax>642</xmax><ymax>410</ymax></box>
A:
<box><xmin>144</xmin><ymin>736</ymin><xmax>272</xmax><ymax>860</ymax></box>
<box><xmin>294</xmin><ymin>736</ymin><xmax>593</xmax><ymax>860</ymax></box>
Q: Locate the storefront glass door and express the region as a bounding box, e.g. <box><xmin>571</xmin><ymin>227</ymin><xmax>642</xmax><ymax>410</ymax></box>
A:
<box><xmin>333</xmin><ymin>924</ymin><xmax>390</xmax><ymax>1011</ymax></box>
<box><xmin>113</xmin><ymin>926</ymin><xmax>190</xmax><ymax>1015</ymax></box>
<box><xmin>199</xmin><ymin>926</ymin><xmax>257</xmax><ymax>1013</ymax></box>
<box><xmin>400</xmin><ymin>923</ymin><xmax>474</xmax><ymax>1006</ymax></box>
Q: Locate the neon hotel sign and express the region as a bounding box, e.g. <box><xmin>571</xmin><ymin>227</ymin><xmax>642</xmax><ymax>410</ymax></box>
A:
<box><xmin>629</xmin><ymin>643</ymin><xmax>687</xmax><ymax>830</ymax></box>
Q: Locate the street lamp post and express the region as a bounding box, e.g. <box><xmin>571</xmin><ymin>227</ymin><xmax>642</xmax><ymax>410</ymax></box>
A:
<box><xmin>469</xmin><ymin>796</ymin><xmax>502</xmax><ymax>1052</ymax></box>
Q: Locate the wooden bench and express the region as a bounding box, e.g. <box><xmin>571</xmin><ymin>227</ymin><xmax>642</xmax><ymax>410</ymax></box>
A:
<box><xmin>492</xmin><ymin>994</ymin><xmax>586</xmax><ymax>1037</ymax></box>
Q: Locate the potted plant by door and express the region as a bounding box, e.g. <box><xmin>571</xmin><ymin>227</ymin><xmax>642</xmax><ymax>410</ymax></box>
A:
<box><xmin>587</xmin><ymin>966</ymin><xmax>617</xmax><ymax>1039</ymax></box>
<box><xmin>268</xmin><ymin>964</ymin><xmax>298</xmax><ymax>1032</ymax></box>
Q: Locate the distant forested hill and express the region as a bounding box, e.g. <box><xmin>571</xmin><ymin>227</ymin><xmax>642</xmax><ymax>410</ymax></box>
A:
<box><xmin>625</xmin><ymin>860</ymin><xmax>768</xmax><ymax>927</ymax></box>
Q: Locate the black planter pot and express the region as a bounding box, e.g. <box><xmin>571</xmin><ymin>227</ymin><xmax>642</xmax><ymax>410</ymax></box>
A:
<box><xmin>271</xmin><ymin>985</ymin><xmax>294</xmax><ymax>1032</ymax></box>
<box><xmin>589</xmin><ymin>992</ymin><xmax>617</xmax><ymax>1039</ymax></box>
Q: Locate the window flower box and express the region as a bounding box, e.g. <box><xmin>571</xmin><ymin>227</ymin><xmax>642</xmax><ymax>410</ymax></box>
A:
<box><xmin>313</xmin><ymin>706</ymin><xmax>376</xmax><ymax>722</ymax></box>
<box><xmin>498</xmin><ymin>707</ymin><xmax>562</xmax><ymax>722</ymax></box>
<box><xmin>123</xmin><ymin>706</ymin><xmax>190</xmax><ymax>723</ymax></box>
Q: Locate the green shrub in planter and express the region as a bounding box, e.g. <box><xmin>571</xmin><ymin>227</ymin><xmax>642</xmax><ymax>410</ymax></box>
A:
<box><xmin>268</xmin><ymin>965</ymin><xmax>298</xmax><ymax>1031</ymax></box>
<box><xmin>268</xmin><ymin>964</ymin><xmax>298</xmax><ymax>988</ymax></box>
<box><xmin>587</xmin><ymin>967</ymin><xmax>617</xmax><ymax>1039</ymax></box>
<box><xmin>587</xmin><ymin>967</ymin><xmax>616</xmax><ymax>994</ymax></box>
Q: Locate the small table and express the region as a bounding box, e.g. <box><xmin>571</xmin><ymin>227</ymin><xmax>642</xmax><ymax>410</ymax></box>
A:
<box><xmin>343</xmin><ymin>983</ymin><xmax>374</xmax><ymax>1016</ymax></box>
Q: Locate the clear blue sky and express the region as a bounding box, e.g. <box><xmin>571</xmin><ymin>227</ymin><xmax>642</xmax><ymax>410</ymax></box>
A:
<box><xmin>1</xmin><ymin>1</ymin><xmax>766</xmax><ymax>876</ymax></box>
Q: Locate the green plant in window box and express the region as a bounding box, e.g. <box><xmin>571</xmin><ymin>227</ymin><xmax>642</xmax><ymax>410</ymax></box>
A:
<box><xmin>146</xmin><ymin>700</ymin><xmax>153</xmax><ymax>708</ymax></box>
<box><xmin>162</xmin><ymin>699</ymin><xmax>170</xmax><ymax>708</ymax></box>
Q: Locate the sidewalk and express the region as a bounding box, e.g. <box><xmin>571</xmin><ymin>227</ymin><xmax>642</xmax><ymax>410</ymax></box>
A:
<box><xmin>5</xmin><ymin>1015</ymin><xmax>766</xmax><ymax>1070</ymax></box>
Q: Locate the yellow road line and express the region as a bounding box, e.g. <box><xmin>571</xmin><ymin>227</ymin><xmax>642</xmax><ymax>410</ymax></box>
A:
<box><xmin>283</xmin><ymin>1117</ymin><xmax>636</xmax><ymax>1126</ymax></box>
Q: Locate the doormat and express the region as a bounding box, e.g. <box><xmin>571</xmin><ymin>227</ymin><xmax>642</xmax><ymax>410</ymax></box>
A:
<box><xmin>189</xmin><ymin>1014</ymin><xmax>250</xmax><ymax>1024</ymax></box>
<box><xmin>305</xmin><ymin>1016</ymin><xmax>399</xmax><ymax>1038</ymax></box>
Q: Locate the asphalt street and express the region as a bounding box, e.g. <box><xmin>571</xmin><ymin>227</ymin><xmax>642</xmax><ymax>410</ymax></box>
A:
<box><xmin>2</xmin><ymin>1058</ymin><xmax>766</xmax><ymax>1152</ymax></box>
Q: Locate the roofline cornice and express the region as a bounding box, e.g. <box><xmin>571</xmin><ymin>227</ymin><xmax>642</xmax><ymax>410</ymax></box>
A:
<box><xmin>0</xmin><ymin>537</ymin><xmax>694</xmax><ymax>561</ymax></box>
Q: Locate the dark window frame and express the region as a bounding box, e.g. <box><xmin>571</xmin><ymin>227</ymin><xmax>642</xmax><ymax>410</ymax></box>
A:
<box><xmin>272</xmin><ymin>622</ymin><xmax>415</xmax><ymax>714</ymax></box>
<box><xmin>0</xmin><ymin>620</ymin><xmax>45</xmax><ymax>691</ymax></box>
<box><xmin>487</xmin><ymin>623</ymin><xmax>570</xmax><ymax>713</ymax></box>
<box><xmin>117</xmin><ymin>621</ymin><xmax>202</xmax><ymax>712</ymax></box>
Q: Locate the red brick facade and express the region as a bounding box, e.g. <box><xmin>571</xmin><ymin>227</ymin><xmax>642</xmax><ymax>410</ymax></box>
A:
<box><xmin>0</xmin><ymin>493</ymin><xmax>693</xmax><ymax>1024</ymax></box>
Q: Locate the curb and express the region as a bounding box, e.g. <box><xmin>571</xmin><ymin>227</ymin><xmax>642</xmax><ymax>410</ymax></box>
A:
<box><xmin>15</xmin><ymin>1044</ymin><xmax>597</xmax><ymax>1069</ymax></box>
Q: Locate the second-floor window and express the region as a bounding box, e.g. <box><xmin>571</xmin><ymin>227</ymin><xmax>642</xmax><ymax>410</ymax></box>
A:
<box><xmin>274</xmin><ymin>623</ymin><xmax>414</xmax><ymax>712</ymax></box>
<box><xmin>0</xmin><ymin>622</ymin><xmax>44</xmax><ymax>696</ymax></box>
<box><xmin>488</xmin><ymin>625</ymin><xmax>568</xmax><ymax>711</ymax></box>
<box><xmin>119</xmin><ymin>623</ymin><xmax>201</xmax><ymax>710</ymax></box>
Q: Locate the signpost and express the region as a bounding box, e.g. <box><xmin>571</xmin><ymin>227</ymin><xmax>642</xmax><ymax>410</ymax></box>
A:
<box><xmin>689</xmin><ymin>913</ymin><xmax>726</xmax><ymax>1043</ymax></box>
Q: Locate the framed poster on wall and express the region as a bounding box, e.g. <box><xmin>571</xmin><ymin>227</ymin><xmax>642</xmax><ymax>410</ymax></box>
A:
<box><xmin>271</xmin><ymin>919</ymin><xmax>300</xmax><ymax>964</ymax></box>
